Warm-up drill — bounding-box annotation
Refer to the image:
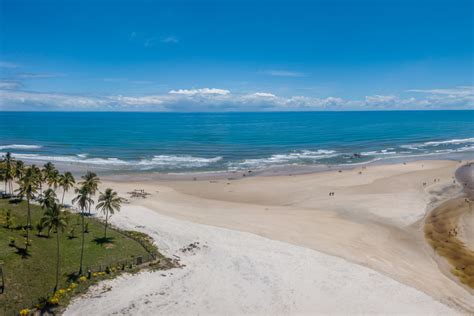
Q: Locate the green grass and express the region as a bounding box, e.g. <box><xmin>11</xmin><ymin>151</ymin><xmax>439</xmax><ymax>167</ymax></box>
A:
<box><xmin>0</xmin><ymin>198</ymin><xmax>171</xmax><ymax>315</ymax></box>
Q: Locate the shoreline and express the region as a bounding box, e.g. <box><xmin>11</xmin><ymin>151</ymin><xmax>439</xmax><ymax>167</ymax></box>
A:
<box><xmin>63</xmin><ymin>158</ymin><xmax>474</xmax><ymax>314</ymax></box>
<box><xmin>101</xmin><ymin>151</ymin><xmax>472</xmax><ymax>182</ymax></box>
<box><xmin>6</xmin><ymin>150</ymin><xmax>472</xmax><ymax>182</ymax></box>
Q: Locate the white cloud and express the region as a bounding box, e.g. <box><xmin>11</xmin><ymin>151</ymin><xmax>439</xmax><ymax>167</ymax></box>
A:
<box><xmin>0</xmin><ymin>90</ymin><xmax>108</xmax><ymax>109</ymax></box>
<box><xmin>17</xmin><ymin>72</ymin><xmax>65</xmax><ymax>79</ymax></box>
<box><xmin>144</xmin><ymin>37</ymin><xmax>158</xmax><ymax>47</ymax></box>
<box><xmin>1</xmin><ymin>86</ymin><xmax>472</xmax><ymax>111</ymax></box>
<box><xmin>250</xmin><ymin>92</ymin><xmax>277</xmax><ymax>98</ymax></box>
<box><xmin>0</xmin><ymin>80</ymin><xmax>22</xmax><ymax>89</ymax></box>
<box><xmin>264</xmin><ymin>70</ymin><xmax>305</xmax><ymax>77</ymax></box>
<box><xmin>407</xmin><ymin>86</ymin><xmax>474</xmax><ymax>96</ymax></box>
<box><xmin>169</xmin><ymin>88</ymin><xmax>230</xmax><ymax>96</ymax></box>
<box><xmin>109</xmin><ymin>95</ymin><xmax>166</xmax><ymax>106</ymax></box>
<box><xmin>162</xmin><ymin>35</ymin><xmax>179</xmax><ymax>44</ymax></box>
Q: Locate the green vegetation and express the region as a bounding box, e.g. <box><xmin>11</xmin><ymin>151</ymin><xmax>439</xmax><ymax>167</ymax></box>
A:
<box><xmin>424</xmin><ymin>197</ymin><xmax>474</xmax><ymax>289</ymax></box>
<box><xmin>0</xmin><ymin>154</ymin><xmax>173</xmax><ymax>315</ymax></box>
<box><xmin>0</xmin><ymin>199</ymin><xmax>166</xmax><ymax>314</ymax></box>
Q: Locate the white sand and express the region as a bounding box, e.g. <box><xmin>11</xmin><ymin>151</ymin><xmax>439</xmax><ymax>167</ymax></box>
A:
<box><xmin>65</xmin><ymin>205</ymin><xmax>458</xmax><ymax>315</ymax></box>
<box><xmin>64</xmin><ymin>160</ymin><xmax>474</xmax><ymax>315</ymax></box>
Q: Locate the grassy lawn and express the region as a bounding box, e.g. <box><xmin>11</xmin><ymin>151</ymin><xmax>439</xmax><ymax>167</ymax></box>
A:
<box><xmin>0</xmin><ymin>198</ymin><xmax>170</xmax><ymax>314</ymax></box>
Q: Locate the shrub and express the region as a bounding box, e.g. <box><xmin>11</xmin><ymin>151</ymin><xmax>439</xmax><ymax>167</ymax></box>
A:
<box><xmin>68</xmin><ymin>226</ymin><xmax>76</xmax><ymax>239</ymax></box>
<box><xmin>48</xmin><ymin>297</ymin><xmax>59</xmax><ymax>305</ymax></box>
<box><xmin>35</xmin><ymin>221</ymin><xmax>44</xmax><ymax>236</ymax></box>
<box><xmin>19</xmin><ymin>308</ymin><xmax>30</xmax><ymax>316</ymax></box>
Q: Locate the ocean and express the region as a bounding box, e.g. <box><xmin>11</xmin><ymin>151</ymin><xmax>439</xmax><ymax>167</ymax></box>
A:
<box><xmin>0</xmin><ymin>111</ymin><xmax>473</xmax><ymax>174</ymax></box>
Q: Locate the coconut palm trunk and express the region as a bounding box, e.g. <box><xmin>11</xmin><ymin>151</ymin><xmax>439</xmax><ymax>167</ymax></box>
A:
<box><xmin>25</xmin><ymin>197</ymin><xmax>31</xmax><ymax>250</ymax></box>
<box><xmin>79</xmin><ymin>214</ymin><xmax>85</xmax><ymax>274</ymax></box>
<box><xmin>62</xmin><ymin>189</ymin><xmax>66</xmax><ymax>205</ymax></box>
<box><xmin>26</xmin><ymin>197</ymin><xmax>31</xmax><ymax>228</ymax></box>
<box><xmin>55</xmin><ymin>227</ymin><xmax>60</xmax><ymax>292</ymax></box>
<box><xmin>104</xmin><ymin>208</ymin><xmax>109</xmax><ymax>238</ymax></box>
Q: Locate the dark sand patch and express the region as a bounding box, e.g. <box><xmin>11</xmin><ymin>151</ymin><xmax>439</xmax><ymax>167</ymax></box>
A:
<box><xmin>425</xmin><ymin>197</ymin><xmax>474</xmax><ymax>289</ymax></box>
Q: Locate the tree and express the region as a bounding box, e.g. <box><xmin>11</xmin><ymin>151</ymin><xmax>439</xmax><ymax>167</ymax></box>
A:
<box><xmin>42</xmin><ymin>162</ymin><xmax>57</xmax><ymax>191</ymax></box>
<box><xmin>1</xmin><ymin>152</ymin><xmax>15</xmax><ymax>195</ymax></box>
<box><xmin>14</xmin><ymin>160</ymin><xmax>25</xmax><ymax>183</ymax></box>
<box><xmin>29</xmin><ymin>164</ymin><xmax>43</xmax><ymax>194</ymax></box>
<box><xmin>16</xmin><ymin>167</ymin><xmax>39</xmax><ymax>250</ymax></box>
<box><xmin>72</xmin><ymin>185</ymin><xmax>93</xmax><ymax>275</ymax></box>
<box><xmin>80</xmin><ymin>171</ymin><xmax>100</xmax><ymax>215</ymax></box>
<box><xmin>41</xmin><ymin>202</ymin><xmax>68</xmax><ymax>292</ymax></box>
<box><xmin>59</xmin><ymin>172</ymin><xmax>75</xmax><ymax>205</ymax></box>
<box><xmin>96</xmin><ymin>188</ymin><xmax>122</xmax><ymax>239</ymax></box>
<box><xmin>47</xmin><ymin>170</ymin><xmax>60</xmax><ymax>192</ymax></box>
<box><xmin>1</xmin><ymin>208</ymin><xmax>15</xmax><ymax>229</ymax></box>
<box><xmin>39</xmin><ymin>188</ymin><xmax>58</xmax><ymax>210</ymax></box>
<box><xmin>39</xmin><ymin>188</ymin><xmax>58</xmax><ymax>236</ymax></box>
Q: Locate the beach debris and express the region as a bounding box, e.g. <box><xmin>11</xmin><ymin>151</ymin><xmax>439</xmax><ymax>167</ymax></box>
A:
<box><xmin>180</xmin><ymin>242</ymin><xmax>201</xmax><ymax>254</ymax></box>
<box><xmin>127</xmin><ymin>189</ymin><xmax>151</xmax><ymax>199</ymax></box>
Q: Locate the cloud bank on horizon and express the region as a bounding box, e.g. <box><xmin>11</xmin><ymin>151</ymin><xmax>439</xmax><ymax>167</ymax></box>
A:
<box><xmin>0</xmin><ymin>79</ymin><xmax>473</xmax><ymax>112</ymax></box>
<box><xmin>0</xmin><ymin>0</ymin><xmax>472</xmax><ymax>111</ymax></box>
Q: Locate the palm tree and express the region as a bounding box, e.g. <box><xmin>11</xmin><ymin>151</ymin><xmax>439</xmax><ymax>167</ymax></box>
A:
<box><xmin>80</xmin><ymin>171</ymin><xmax>100</xmax><ymax>215</ymax></box>
<box><xmin>96</xmin><ymin>188</ymin><xmax>122</xmax><ymax>239</ymax></box>
<box><xmin>39</xmin><ymin>189</ymin><xmax>59</xmax><ymax>236</ymax></box>
<box><xmin>72</xmin><ymin>185</ymin><xmax>93</xmax><ymax>275</ymax></box>
<box><xmin>2</xmin><ymin>152</ymin><xmax>15</xmax><ymax>194</ymax></box>
<box><xmin>42</xmin><ymin>162</ymin><xmax>57</xmax><ymax>190</ymax></box>
<box><xmin>41</xmin><ymin>202</ymin><xmax>68</xmax><ymax>292</ymax></box>
<box><xmin>40</xmin><ymin>188</ymin><xmax>58</xmax><ymax>209</ymax></box>
<box><xmin>47</xmin><ymin>169</ymin><xmax>60</xmax><ymax>192</ymax></box>
<box><xmin>16</xmin><ymin>167</ymin><xmax>39</xmax><ymax>250</ymax></box>
<box><xmin>14</xmin><ymin>160</ymin><xmax>25</xmax><ymax>183</ymax></box>
<box><xmin>59</xmin><ymin>172</ymin><xmax>75</xmax><ymax>205</ymax></box>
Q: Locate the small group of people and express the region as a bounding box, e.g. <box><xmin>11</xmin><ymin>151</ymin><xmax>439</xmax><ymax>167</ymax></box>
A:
<box><xmin>329</xmin><ymin>192</ymin><xmax>335</xmax><ymax>196</ymax></box>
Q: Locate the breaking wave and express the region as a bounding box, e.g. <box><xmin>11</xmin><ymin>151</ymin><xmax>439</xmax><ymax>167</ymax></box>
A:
<box><xmin>229</xmin><ymin>150</ymin><xmax>339</xmax><ymax>170</ymax></box>
<box><xmin>6</xmin><ymin>153</ymin><xmax>223</xmax><ymax>170</ymax></box>
<box><xmin>0</xmin><ymin>144</ymin><xmax>42</xmax><ymax>150</ymax></box>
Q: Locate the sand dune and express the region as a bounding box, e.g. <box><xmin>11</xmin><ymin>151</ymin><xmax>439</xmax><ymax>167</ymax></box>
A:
<box><xmin>65</xmin><ymin>160</ymin><xmax>473</xmax><ymax>314</ymax></box>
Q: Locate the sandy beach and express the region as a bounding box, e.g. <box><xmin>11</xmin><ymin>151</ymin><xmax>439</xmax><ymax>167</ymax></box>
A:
<box><xmin>65</xmin><ymin>159</ymin><xmax>474</xmax><ymax>315</ymax></box>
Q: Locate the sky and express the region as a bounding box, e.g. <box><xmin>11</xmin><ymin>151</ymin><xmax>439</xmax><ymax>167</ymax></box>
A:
<box><xmin>0</xmin><ymin>0</ymin><xmax>473</xmax><ymax>111</ymax></box>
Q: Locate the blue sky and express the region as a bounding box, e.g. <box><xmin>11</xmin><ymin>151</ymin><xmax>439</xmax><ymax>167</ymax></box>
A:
<box><xmin>0</xmin><ymin>0</ymin><xmax>473</xmax><ymax>111</ymax></box>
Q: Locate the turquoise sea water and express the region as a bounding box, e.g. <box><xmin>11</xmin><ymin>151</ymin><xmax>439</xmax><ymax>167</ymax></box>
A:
<box><xmin>0</xmin><ymin>111</ymin><xmax>473</xmax><ymax>173</ymax></box>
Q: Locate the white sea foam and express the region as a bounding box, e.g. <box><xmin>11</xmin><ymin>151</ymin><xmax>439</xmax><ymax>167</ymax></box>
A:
<box><xmin>5</xmin><ymin>152</ymin><xmax>223</xmax><ymax>169</ymax></box>
<box><xmin>230</xmin><ymin>150</ymin><xmax>339</xmax><ymax>169</ymax></box>
<box><xmin>360</xmin><ymin>150</ymin><xmax>398</xmax><ymax>156</ymax></box>
<box><xmin>401</xmin><ymin>137</ymin><xmax>474</xmax><ymax>150</ymax></box>
<box><xmin>8</xmin><ymin>153</ymin><xmax>130</xmax><ymax>165</ymax></box>
<box><xmin>422</xmin><ymin>137</ymin><xmax>474</xmax><ymax>146</ymax></box>
<box><xmin>137</xmin><ymin>155</ymin><xmax>223</xmax><ymax>168</ymax></box>
<box><xmin>0</xmin><ymin>144</ymin><xmax>42</xmax><ymax>150</ymax></box>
